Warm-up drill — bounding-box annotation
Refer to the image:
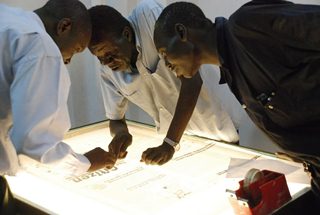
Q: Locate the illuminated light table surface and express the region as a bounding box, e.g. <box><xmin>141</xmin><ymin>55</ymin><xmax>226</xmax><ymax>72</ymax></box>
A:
<box><xmin>6</xmin><ymin>121</ymin><xmax>311</xmax><ymax>215</ymax></box>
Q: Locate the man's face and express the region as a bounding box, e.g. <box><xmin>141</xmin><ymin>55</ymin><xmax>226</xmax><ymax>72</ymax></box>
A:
<box><xmin>59</xmin><ymin>30</ymin><xmax>90</xmax><ymax>64</ymax></box>
<box><xmin>155</xmin><ymin>32</ymin><xmax>200</xmax><ymax>78</ymax></box>
<box><xmin>89</xmin><ymin>33</ymin><xmax>133</xmax><ymax>72</ymax></box>
<box><xmin>53</xmin><ymin>18</ymin><xmax>91</xmax><ymax>64</ymax></box>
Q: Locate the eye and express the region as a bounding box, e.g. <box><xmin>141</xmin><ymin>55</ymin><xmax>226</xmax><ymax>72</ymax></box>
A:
<box><xmin>167</xmin><ymin>63</ymin><xmax>174</xmax><ymax>71</ymax></box>
<box><xmin>75</xmin><ymin>46</ymin><xmax>83</xmax><ymax>54</ymax></box>
<box><xmin>164</xmin><ymin>59</ymin><xmax>175</xmax><ymax>71</ymax></box>
<box><xmin>160</xmin><ymin>52</ymin><xmax>166</xmax><ymax>58</ymax></box>
<box><xmin>98</xmin><ymin>53</ymin><xmax>115</xmax><ymax>63</ymax></box>
<box><xmin>105</xmin><ymin>55</ymin><xmax>114</xmax><ymax>62</ymax></box>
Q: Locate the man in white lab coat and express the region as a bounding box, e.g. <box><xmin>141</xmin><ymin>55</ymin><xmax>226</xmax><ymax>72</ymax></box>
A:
<box><xmin>0</xmin><ymin>0</ymin><xmax>116</xmax><ymax>179</ymax></box>
<box><xmin>88</xmin><ymin>0</ymin><xmax>242</xmax><ymax>166</ymax></box>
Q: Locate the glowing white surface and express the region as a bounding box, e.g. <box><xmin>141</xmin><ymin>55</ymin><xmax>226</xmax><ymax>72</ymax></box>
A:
<box><xmin>6</xmin><ymin>122</ymin><xmax>310</xmax><ymax>215</ymax></box>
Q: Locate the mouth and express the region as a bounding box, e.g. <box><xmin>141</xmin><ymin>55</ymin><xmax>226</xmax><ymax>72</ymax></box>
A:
<box><xmin>110</xmin><ymin>66</ymin><xmax>120</xmax><ymax>71</ymax></box>
<box><xmin>176</xmin><ymin>68</ymin><xmax>193</xmax><ymax>79</ymax></box>
<box><xmin>183</xmin><ymin>74</ymin><xmax>193</xmax><ymax>78</ymax></box>
<box><xmin>64</xmin><ymin>57</ymin><xmax>71</xmax><ymax>65</ymax></box>
<box><xmin>108</xmin><ymin>62</ymin><xmax>121</xmax><ymax>71</ymax></box>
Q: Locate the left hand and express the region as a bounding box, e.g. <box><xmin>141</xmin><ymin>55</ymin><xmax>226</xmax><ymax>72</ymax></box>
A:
<box><xmin>140</xmin><ymin>142</ymin><xmax>175</xmax><ymax>165</ymax></box>
<box><xmin>84</xmin><ymin>147</ymin><xmax>117</xmax><ymax>172</ymax></box>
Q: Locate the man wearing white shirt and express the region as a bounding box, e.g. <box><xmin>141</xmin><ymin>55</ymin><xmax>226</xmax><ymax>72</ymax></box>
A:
<box><xmin>88</xmin><ymin>0</ymin><xmax>242</xmax><ymax>165</ymax></box>
<box><xmin>0</xmin><ymin>0</ymin><xmax>116</xmax><ymax>179</ymax></box>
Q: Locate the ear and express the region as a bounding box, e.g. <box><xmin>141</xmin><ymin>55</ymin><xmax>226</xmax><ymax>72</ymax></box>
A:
<box><xmin>56</xmin><ymin>18</ymin><xmax>72</xmax><ymax>36</ymax></box>
<box><xmin>122</xmin><ymin>26</ymin><xmax>133</xmax><ymax>42</ymax></box>
<box><xmin>174</xmin><ymin>23</ymin><xmax>187</xmax><ymax>42</ymax></box>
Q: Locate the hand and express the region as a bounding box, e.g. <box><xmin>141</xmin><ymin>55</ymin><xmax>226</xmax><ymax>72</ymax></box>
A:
<box><xmin>84</xmin><ymin>147</ymin><xmax>117</xmax><ymax>172</ymax></box>
<box><xmin>109</xmin><ymin>131</ymin><xmax>132</xmax><ymax>159</ymax></box>
<box><xmin>140</xmin><ymin>142</ymin><xmax>175</xmax><ymax>165</ymax></box>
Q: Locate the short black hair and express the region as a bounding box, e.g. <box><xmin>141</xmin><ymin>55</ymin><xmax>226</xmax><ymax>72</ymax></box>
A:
<box><xmin>42</xmin><ymin>0</ymin><xmax>91</xmax><ymax>35</ymax></box>
<box><xmin>154</xmin><ymin>2</ymin><xmax>208</xmax><ymax>46</ymax></box>
<box><xmin>89</xmin><ymin>5</ymin><xmax>131</xmax><ymax>45</ymax></box>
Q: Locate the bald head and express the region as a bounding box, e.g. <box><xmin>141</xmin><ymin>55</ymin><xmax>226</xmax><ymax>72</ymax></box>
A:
<box><xmin>35</xmin><ymin>0</ymin><xmax>92</xmax><ymax>64</ymax></box>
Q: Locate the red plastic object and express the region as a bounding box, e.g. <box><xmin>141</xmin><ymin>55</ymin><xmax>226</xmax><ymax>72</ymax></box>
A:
<box><xmin>226</xmin><ymin>170</ymin><xmax>292</xmax><ymax>215</ymax></box>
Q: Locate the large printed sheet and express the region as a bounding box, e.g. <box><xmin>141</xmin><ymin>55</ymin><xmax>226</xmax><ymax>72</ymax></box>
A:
<box><xmin>7</xmin><ymin>122</ymin><xmax>310</xmax><ymax>215</ymax></box>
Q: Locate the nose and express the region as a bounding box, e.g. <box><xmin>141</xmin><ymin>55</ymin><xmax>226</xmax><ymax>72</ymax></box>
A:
<box><xmin>64</xmin><ymin>58</ymin><xmax>71</xmax><ymax>64</ymax></box>
<box><xmin>176</xmin><ymin>70</ymin><xmax>183</xmax><ymax>77</ymax></box>
<box><xmin>99</xmin><ymin>55</ymin><xmax>114</xmax><ymax>65</ymax></box>
<box><xmin>164</xmin><ymin>60</ymin><xmax>174</xmax><ymax>72</ymax></box>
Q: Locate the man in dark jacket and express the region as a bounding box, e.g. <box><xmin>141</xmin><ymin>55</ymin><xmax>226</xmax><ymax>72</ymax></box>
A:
<box><xmin>153</xmin><ymin>0</ymin><xmax>320</xmax><ymax>199</ymax></box>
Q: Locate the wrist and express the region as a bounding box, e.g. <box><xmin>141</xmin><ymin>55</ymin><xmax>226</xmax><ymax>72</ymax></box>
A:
<box><xmin>164</xmin><ymin>137</ymin><xmax>180</xmax><ymax>151</ymax></box>
<box><xmin>113</xmin><ymin>130</ymin><xmax>130</xmax><ymax>137</ymax></box>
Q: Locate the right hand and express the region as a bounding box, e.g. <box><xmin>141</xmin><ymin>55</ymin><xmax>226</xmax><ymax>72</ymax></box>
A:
<box><xmin>109</xmin><ymin>131</ymin><xmax>132</xmax><ymax>159</ymax></box>
<box><xmin>140</xmin><ymin>142</ymin><xmax>175</xmax><ymax>165</ymax></box>
<box><xmin>84</xmin><ymin>147</ymin><xmax>117</xmax><ymax>172</ymax></box>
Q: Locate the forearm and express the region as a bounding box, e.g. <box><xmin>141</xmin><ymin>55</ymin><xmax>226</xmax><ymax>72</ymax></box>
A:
<box><xmin>140</xmin><ymin>73</ymin><xmax>202</xmax><ymax>165</ymax></box>
<box><xmin>109</xmin><ymin>118</ymin><xmax>129</xmax><ymax>137</ymax></box>
<box><xmin>108</xmin><ymin>118</ymin><xmax>132</xmax><ymax>159</ymax></box>
<box><xmin>41</xmin><ymin>142</ymin><xmax>90</xmax><ymax>176</ymax></box>
<box><xmin>166</xmin><ymin>72</ymin><xmax>203</xmax><ymax>142</ymax></box>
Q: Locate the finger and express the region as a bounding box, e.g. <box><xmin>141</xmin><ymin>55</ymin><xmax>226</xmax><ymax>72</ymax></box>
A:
<box><xmin>105</xmin><ymin>151</ymin><xmax>117</xmax><ymax>164</ymax></box>
<box><xmin>105</xmin><ymin>158</ymin><xmax>115</xmax><ymax>169</ymax></box>
<box><xmin>105</xmin><ymin>162</ymin><xmax>115</xmax><ymax>169</ymax></box>
<box><xmin>108</xmin><ymin>144</ymin><xmax>114</xmax><ymax>154</ymax></box>
<box><xmin>158</xmin><ymin>157</ymin><xmax>168</xmax><ymax>165</ymax></box>
<box><xmin>141</xmin><ymin>149</ymin><xmax>154</xmax><ymax>164</ymax></box>
<box><xmin>109</xmin><ymin>139</ymin><xmax>122</xmax><ymax>158</ymax></box>
<box><xmin>108</xmin><ymin>142</ymin><xmax>117</xmax><ymax>155</ymax></box>
<box><xmin>118</xmin><ymin>151</ymin><xmax>128</xmax><ymax>159</ymax></box>
<box><xmin>144</xmin><ymin>151</ymin><xmax>159</xmax><ymax>165</ymax></box>
<box><xmin>118</xmin><ymin>139</ymin><xmax>131</xmax><ymax>158</ymax></box>
<box><xmin>140</xmin><ymin>148</ymin><xmax>151</xmax><ymax>162</ymax></box>
<box><xmin>110</xmin><ymin>152</ymin><xmax>118</xmax><ymax>162</ymax></box>
<box><xmin>151</xmin><ymin>155</ymin><xmax>163</xmax><ymax>165</ymax></box>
